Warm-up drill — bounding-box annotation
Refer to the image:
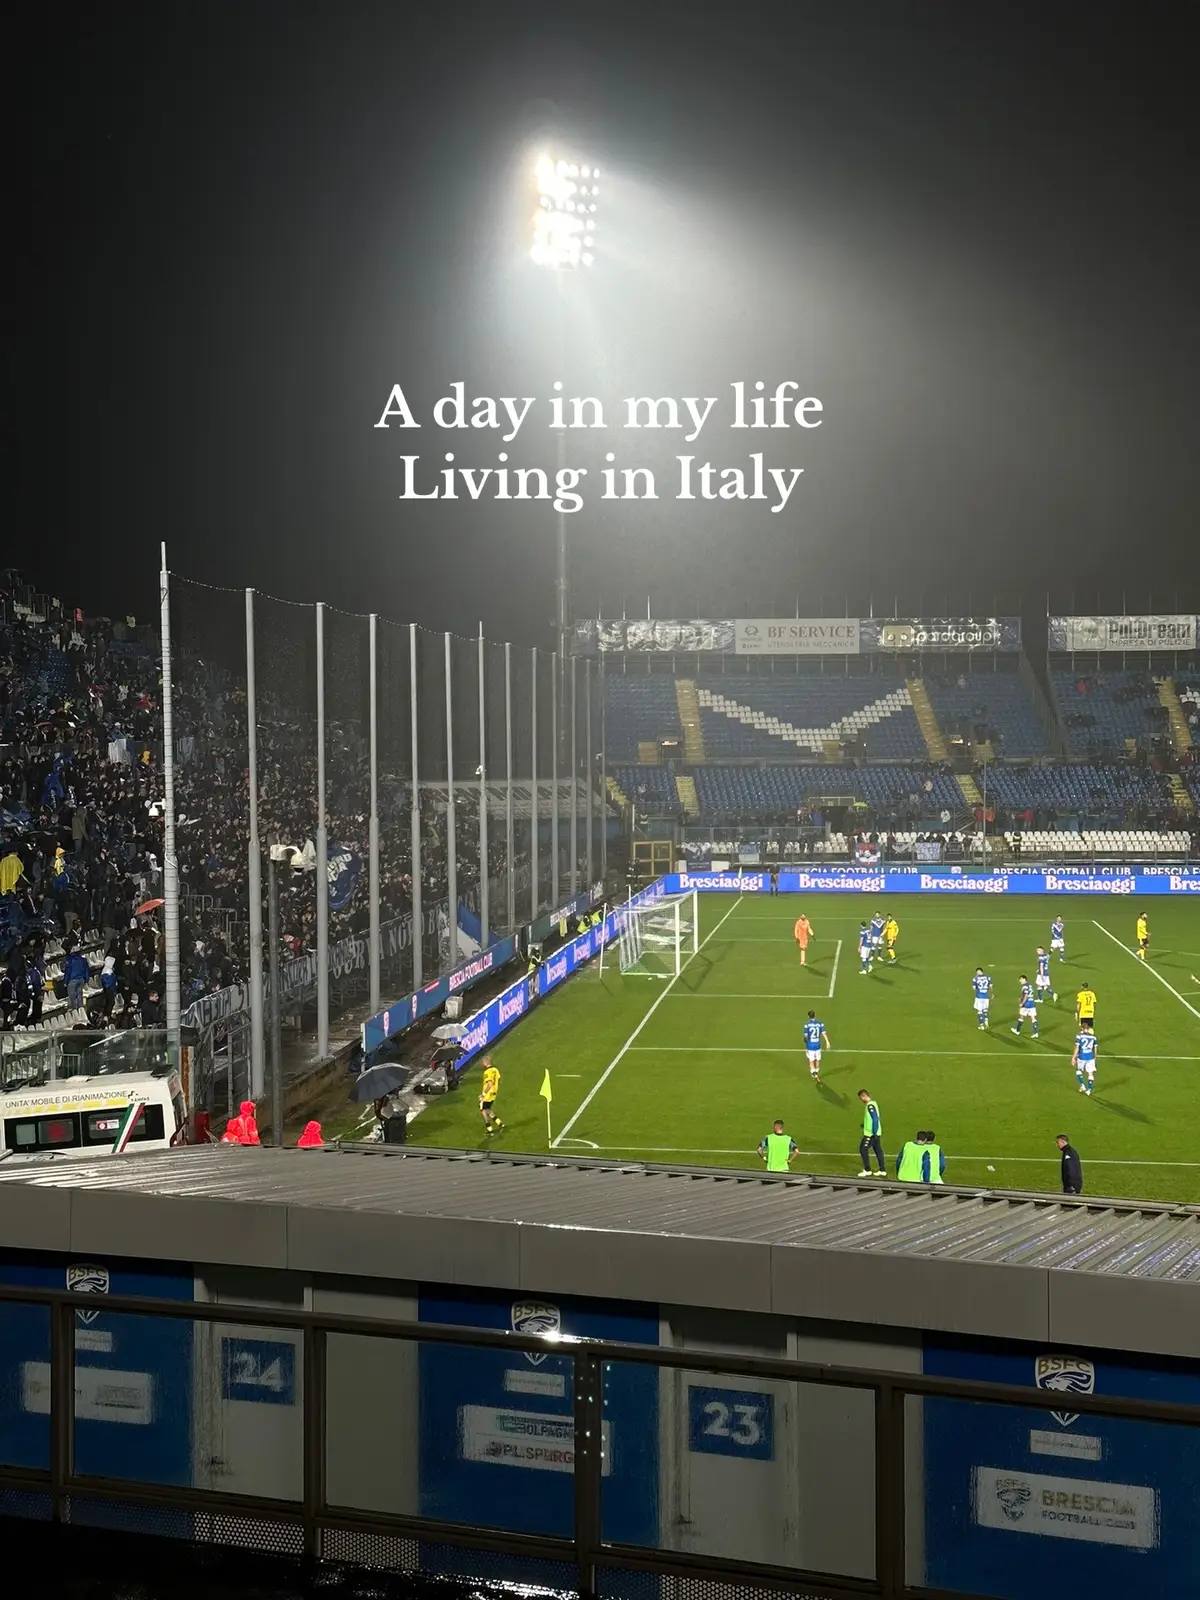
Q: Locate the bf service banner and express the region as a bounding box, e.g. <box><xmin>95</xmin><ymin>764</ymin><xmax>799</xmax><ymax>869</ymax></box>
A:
<box><xmin>1049</xmin><ymin>615</ymin><xmax>1198</xmax><ymax>652</ymax></box>
<box><xmin>735</xmin><ymin>618</ymin><xmax>861</xmax><ymax>654</ymax></box>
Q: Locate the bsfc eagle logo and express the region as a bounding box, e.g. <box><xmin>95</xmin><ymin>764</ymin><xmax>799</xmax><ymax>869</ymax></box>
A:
<box><xmin>994</xmin><ymin>1478</ymin><xmax>1032</xmax><ymax>1523</ymax></box>
<box><xmin>66</xmin><ymin>1262</ymin><xmax>110</xmax><ymax>1326</ymax></box>
<box><xmin>1034</xmin><ymin>1354</ymin><xmax>1096</xmax><ymax>1428</ymax></box>
<box><xmin>511</xmin><ymin>1300</ymin><xmax>561</xmax><ymax>1367</ymax></box>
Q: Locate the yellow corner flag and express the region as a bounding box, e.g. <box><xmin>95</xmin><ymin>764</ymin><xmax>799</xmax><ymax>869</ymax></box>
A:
<box><xmin>539</xmin><ymin>1070</ymin><xmax>553</xmax><ymax>1145</ymax></box>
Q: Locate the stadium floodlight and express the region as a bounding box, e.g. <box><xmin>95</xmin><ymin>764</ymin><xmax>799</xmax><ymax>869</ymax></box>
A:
<box><xmin>531</xmin><ymin>153</ymin><xmax>599</xmax><ymax>269</ymax></box>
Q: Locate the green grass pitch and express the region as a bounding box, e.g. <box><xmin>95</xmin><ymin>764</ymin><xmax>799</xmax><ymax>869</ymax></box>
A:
<box><xmin>398</xmin><ymin>894</ymin><xmax>1200</xmax><ymax>1204</ymax></box>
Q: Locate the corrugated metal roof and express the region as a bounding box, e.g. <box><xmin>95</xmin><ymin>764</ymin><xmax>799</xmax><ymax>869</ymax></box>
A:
<box><xmin>1</xmin><ymin>1144</ymin><xmax>1196</xmax><ymax>1282</ymax></box>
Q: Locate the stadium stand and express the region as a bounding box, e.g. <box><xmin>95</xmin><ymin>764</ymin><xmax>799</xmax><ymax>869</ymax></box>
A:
<box><xmin>983</xmin><ymin>762</ymin><xmax>1172</xmax><ymax>818</ymax></box>
<box><xmin>692</xmin><ymin>764</ymin><xmax>963</xmax><ymax>818</ymax></box>
<box><xmin>613</xmin><ymin>764</ymin><xmax>680</xmax><ymax>811</ymax></box>
<box><xmin>923</xmin><ymin>670</ymin><xmax>1050</xmax><ymax>757</ymax></box>
<box><xmin>604</xmin><ymin>676</ymin><xmax>683</xmax><ymax>760</ymax></box>
<box><xmin>696</xmin><ymin>675</ymin><xmax>926</xmax><ymax>758</ymax></box>
<box><xmin>1050</xmin><ymin>668</ymin><xmax>1172</xmax><ymax>757</ymax></box>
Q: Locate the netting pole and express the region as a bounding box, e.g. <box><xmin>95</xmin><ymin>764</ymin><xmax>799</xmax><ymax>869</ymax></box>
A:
<box><xmin>675</xmin><ymin>899</ymin><xmax>682</xmax><ymax>979</ymax></box>
<box><xmin>478</xmin><ymin>625</ymin><xmax>489</xmax><ymax>946</ymax></box>
<box><xmin>368</xmin><ymin>612</ymin><xmax>380</xmax><ymax>1014</ymax></box>
<box><xmin>445</xmin><ymin>631</ymin><xmax>458</xmax><ymax>973</ymax></box>
<box><xmin>505</xmin><ymin>642</ymin><xmax>514</xmax><ymax>932</ymax></box>
<box><xmin>585</xmin><ymin>657</ymin><xmax>595</xmax><ymax>886</ymax></box>
<box><xmin>315</xmin><ymin>602</ymin><xmax>329</xmax><ymax>1059</ymax></box>
<box><xmin>158</xmin><ymin>545</ymin><xmax>182</xmax><ymax>1089</ymax></box>
<box><xmin>551</xmin><ymin>650</ymin><xmax>560</xmax><ymax>907</ymax></box>
<box><xmin>692</xmin><ymin>887</ymin><xmax>699</xmax><ymax>955</ymax></box>
<box><xmin>245</xmin><ymin>588</ymin><xmax>265</xmax><ymax>1101</ymax></box>
<box><xmin>599</xmin><ymin>654</ymin><xmax>607</xmax><ymax>880</ymax></box>
<box><xmin>570</xmin><ymin>654</ymin><xmax>578</xmax><ymax>894</ymax></box>
<box><xmin>531</xmin><ymin>646</ymin><xmax>538</xmax><ymax>925</ymax></box>
<box><xmin>410</xmin><ymin>624</ymin><xmax>422</xmax><ymax>989</ymax></box>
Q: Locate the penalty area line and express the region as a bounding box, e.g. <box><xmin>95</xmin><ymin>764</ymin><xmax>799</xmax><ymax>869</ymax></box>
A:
<box><xmin>575</xmin><ymin>1146</ymin><xmax>1200</xmax><ymax>1169</ymax></box>
<box><xmin>551</xmin><ymin>895</ymin><xmax>746</xmax><ymax>1148</ymax></box>
<box><xmin>1091</xmin><ymin>920</ymin><xmax>1200</xmax><ymax>1020</ymax></box>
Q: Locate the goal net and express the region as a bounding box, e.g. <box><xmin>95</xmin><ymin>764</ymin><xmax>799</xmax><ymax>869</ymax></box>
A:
<box><xmin>617</xmin><ymin>889</ymin><xmax>699</xmax><ymax>979</ymax></box>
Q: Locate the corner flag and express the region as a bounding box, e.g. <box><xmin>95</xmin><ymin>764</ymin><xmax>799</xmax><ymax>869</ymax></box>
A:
<box><xmin>539</xmin><ymin>1070</ymin><xmax>553</xmax><ymax>1145</ymax></box>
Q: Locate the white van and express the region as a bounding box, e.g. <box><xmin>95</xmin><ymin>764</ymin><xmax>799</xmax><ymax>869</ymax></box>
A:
<box><xmin>0</xmin><ymin>1070</ymin><xmax>187</xmax><ymax>1159</ymax></box>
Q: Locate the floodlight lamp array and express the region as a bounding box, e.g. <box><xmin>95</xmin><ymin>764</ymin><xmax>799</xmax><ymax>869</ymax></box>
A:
<box><xmin>531</xmin><ymin>154</ymin><xmax>600</xmax><ymax>269</ymax></box>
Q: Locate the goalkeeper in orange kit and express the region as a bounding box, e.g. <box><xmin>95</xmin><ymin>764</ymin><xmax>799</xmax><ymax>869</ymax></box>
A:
<box><xmin>793</xmin><ymin>913</ymin><xmax>813</xmax><ymax>968</ymax></box>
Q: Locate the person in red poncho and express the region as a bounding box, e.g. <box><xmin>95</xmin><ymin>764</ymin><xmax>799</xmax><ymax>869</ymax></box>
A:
<box><xmin>296</xmin><ymin>1122</ymin><xmax>323</xmax><ymax>1148</ymax></box>
<box><xmin>220</xmin><ymin>1115</ymin><xmax>245</xmax><ymax>1144</ymax></box>
<box><xmin>239</xmin><ymin>1101</ymin><xmax>261</xmax><ymax>1145</ymax></box>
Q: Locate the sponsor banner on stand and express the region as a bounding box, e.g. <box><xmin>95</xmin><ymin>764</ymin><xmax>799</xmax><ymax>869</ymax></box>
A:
<box><xmin>1049</xmin><ymin>615</ymin><xmax>1198</xmax><ymax>652</ymax></box>
<box><xmin>861</xmin><ymin>617</ymin><xmax>1022</xmax><ymax>652</ymax></box>
<box><xmin>972</xmin><ymin>1465</ymin><xmax>1159</xmax><ymax>1550</ymax></box>
<box><xmin>573</xmin><ymin>618</ymin><xmax>736</xmax><ymax>654</ymax></box>
<box><xmin>735</xmin><ymin>618</ymin><xmax>861</xmax><ymax>654</ymax></box>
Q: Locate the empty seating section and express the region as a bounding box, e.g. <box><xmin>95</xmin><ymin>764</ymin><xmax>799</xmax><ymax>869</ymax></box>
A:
<box><xmin>604</xmin><ymin>678</ymin><xmax>682</xmax><ymax>760</ymax></box>
<box><xmin>1050</xmin><ymin>670</ymin><xmax>1166</xmax><ymax>756</ymax></box>
<box><xmin>924</xmin><ymin>672</ymin><xmax>1049</xmax><ymax>757</ymax></box>
<box><xmin>984</xmin><ymin>764</ymin><xmax>1169</xmax><ymax>814</ymax></box>
<box><xmin>613</xmin><ymin>765</ymin><xmax>678</xmax><ymax>808</ymax></box>
<box><xmin>693</xmin><ymin>765</ymin><xmax>962</xmax><ymax>816</ymax></box>
<box><xmin>695</xmin><ymin>677</ymin><xmax>925</xmax><ymax>758</ymax></box>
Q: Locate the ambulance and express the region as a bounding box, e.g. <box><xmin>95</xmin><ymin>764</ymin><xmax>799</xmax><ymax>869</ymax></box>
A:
<box><xmin>0</xmin><ymin>1070</ymin><xmax>187</xmax><ymax>1159</ymax></box>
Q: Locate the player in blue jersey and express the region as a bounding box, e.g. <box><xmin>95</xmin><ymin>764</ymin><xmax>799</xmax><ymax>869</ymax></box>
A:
<box><xmin>858</xmin><ymin>922</ymin><xmax>873</xmax><ymax>975</ymax></box>
<box><xmin>972</xmin><ymin>968</ymin><xmax>992</xmax><ymax>1029</ymax></box>
<box><xmin>1050</xmin><ymin>916</ymin><xmax>1066</xmax><ymax>962</ymax></box>
<box><xmin>869</xmin><ymin>911</ymin><xmax>886</xmax><ymax>961</ymax></box>
<box><xmin>1011</xmin><ymin>975</ymin><xmax>1039</xmax><ymax>1038</ymax></box>
<box><xmin>802</xmin><ymin>1011</ymin><xmax>830</xmax><ymax>1083</ymax></box>
<box><xmin>1035</xmin><ymin>946</ymin><xmax>1058</xmax><ymax>1004</ymax></box>
<box><xmin>1071</xmin><ymin>1020</ymin><xmax>1098</xmax><ymax>1095</ymax></box>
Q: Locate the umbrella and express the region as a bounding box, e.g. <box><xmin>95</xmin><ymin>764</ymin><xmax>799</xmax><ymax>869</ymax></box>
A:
<box><xmin>349</xmin><ymin>1062</ymin><xmax>411</xmax><ymax>1103</ymax></box>
<box><xmin>136</xmin><ymin>898</ymin><xmax>164</xmax><ymax>915</ymax></box>
<box><xmin>431</xmin><ymin>1022</ymin><xmax>467</xmax><ymax>1042</ymax></box>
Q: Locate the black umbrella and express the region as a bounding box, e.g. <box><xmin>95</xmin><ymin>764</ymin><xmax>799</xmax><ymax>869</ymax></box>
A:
<box><xmin>349</xmin><ymin>1062</ymin><xmax>411</xmax><ymax>1103</ymax></box>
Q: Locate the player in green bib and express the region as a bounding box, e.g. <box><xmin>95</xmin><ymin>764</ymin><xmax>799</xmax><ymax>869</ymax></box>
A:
<box><xmin>759</xmin><ymin>1120</ymin><xmax>798</xmax><ymax>1173</ymax></box>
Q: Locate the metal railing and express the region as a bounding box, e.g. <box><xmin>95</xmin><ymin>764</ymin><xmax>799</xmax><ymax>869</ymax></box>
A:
<box><xmin>0</xmin><ymin>1284</ymin><xmax>1194</xmax><ymax>1599</ymax></box>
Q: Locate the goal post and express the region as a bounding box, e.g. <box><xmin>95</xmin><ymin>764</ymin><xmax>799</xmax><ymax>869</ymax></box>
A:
<box><xmin>617</xmin><ymin>888</ymin><xmax>699</xmax><ymax>979</ymax></box>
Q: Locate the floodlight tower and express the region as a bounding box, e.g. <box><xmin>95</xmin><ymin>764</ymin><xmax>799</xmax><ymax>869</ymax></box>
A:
<box><xmin>530</xmin><ymin>154</ymin><xmax>600</xmax><ymax>661</ymax></box>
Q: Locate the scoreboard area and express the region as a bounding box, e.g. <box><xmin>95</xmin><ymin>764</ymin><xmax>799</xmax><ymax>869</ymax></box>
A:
<box><xmin>402</xmin><ymin>893</ymin><xmax>1200</xmax><ymax>1204</ymax></box>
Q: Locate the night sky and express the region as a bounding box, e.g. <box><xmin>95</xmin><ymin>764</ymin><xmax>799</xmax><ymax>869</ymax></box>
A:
<box><xmin>20</xmin><ymin>1</ymin><xmax>1200</xmax><ymax>642</ymax></box>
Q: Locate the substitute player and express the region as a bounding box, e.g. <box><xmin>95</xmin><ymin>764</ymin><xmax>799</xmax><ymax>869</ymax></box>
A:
<box><xmin>478</xmin><ymin>1055</ymin><xmax>504</xmax><ymax>1135</ymax></box>
<box><xmin>1075</xmin><ymin>979</ymin><xmax>1097</xmax><ymax>1028</ymax></box>
<box><xmin>857</xmin><ymin>1090</ymin><xmax>886</xmax><ymax>1177</ymax></box>
<box><xmin>1035</xmin><ymin>945</ymin><xmax>1058</xmax><ymax>1004</ymax></box>
<box><xmin>1072</xmin><ymin>1021</ymin><xmax>1098</xmax><ymax>1096</ymax></box>
<box><xmin>1050</xmin><ymin>915</ymin><xmax>1066</xmax><ymax>963</ymax></box>
<box><xmin>884</xmin><ymin>914</ymin><xmax>899</xmax><ymax>963</ymax></box>
<box><xmin>1136</xmin><ymin>912</ymin><xmax>1150</xmax><ymax>961</ymax></box>
<box><xmin>802</xmin><ymin>1011</ymin><xmax>830</xmax><ymax>1083</ymax></box>
<box><xmin>793</xmin><ymin>912</ymin><xmax>813</xmax><ymax>968</ymax></box>
<box><xmin>1011</xmin><ymin>975</ymin><xmax>1039</xmax><ymax>1038</ymax></box>
<box><xmin>972</xmin><ymin>967</ymin><xmax>993</xmax><ymax>1030</ymax></box>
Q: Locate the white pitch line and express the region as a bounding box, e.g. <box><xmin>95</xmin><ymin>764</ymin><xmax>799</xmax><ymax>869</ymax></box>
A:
<box><xmin>569</xmin><ymin>1146</ymin><xmax>1200</xmax><ymax>1169</ymax></box>
<box><xmin>625</xmin><ymin>1046</ymin><xmax>1200</xmax><ymax>1059</ymax></box>
<box><xmin>1091</xmin><ymin>920</ymin><xmax>1200</xmax><ymax>1020</ymax></box>
<box><xmin>551</xmin><ymin>895</ymin><xmax>746</xmax><ymax>1148</ymax></box>
<box><xmin>666</xmin><ymin>993</ymin><xmax>825</xmax><ymax>1000</ymax></box>
<box><xmin>828</xmin><ymin>939</ymin><xmax>843</xmax><ymax>999</ymax></box>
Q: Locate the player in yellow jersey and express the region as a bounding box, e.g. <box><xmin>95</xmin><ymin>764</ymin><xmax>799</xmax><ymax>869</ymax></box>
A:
<box><xmin>883</xmin><ymin>915</ymin><xmax>899</xmax><ymax>963</ymax></box>
<box><xmin>1135</xmin><ymin>913</ymin><xmax>1149</xmax><ymax>961</ymax></box>
<box><xmin>1074</xmin><ymin>981</ymin><xmax>1097</xmax><ymax>1026</ymax></box>
<box><xmin>478</xmin><ymin>1055</ymin><xmax>503</xmax><ymax>1135</ymax></box>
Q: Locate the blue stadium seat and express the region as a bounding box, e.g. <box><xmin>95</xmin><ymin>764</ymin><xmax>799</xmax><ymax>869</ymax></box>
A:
<box><xmin>1050</xmin><ymin>670</ymin><xmax>1166</xmax><ymax>757</ymax></box>
<box><xmin>691</xmin><ymin>765</ymin><xmax>962</xmax><ymax>816</ymax></box>
<box><xmin>613</xmin><ymin>764</ymin><xmax>678</xmax><ymax>807</ymax></box>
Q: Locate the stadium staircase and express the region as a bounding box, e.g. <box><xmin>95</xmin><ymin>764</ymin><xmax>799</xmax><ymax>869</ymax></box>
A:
<box><xmin>906</xmin><ymin>679</ymin><xmax>948</xmax><ymax>761</ymax></box>
<box><xmin>607</xmin><ymin>773</ymin><xmax>628</xmax><ymax>809</ymax></box>
<box><xmin>1156</xmin><ymin>677</ymin><xmax>1194</xmax><ymax>755</ymax></box>
<box><xmin>637</xmin><ymin>740</ymin><xmax>660</xmax><ymax>763</ymax></box>
<box><xmin>956</xmin><ymin>773</ymin><xmax>983</xmax><ymax>807</ymax></box>
<box><xmin>674</xmin><ymin>774</ymin><xmax>700</xmax><ymax>818</ymax></box>
<box><xmin>674</xmin><ymin>678</ymin><xmax>707</xmax><ymax>761</ymax></box>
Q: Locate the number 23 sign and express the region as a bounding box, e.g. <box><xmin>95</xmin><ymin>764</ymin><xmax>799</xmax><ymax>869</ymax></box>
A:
<box><xmin>687</xmin><ymin>1385</ymin><xmax>774</xmax><ymax>1461</ymax></box>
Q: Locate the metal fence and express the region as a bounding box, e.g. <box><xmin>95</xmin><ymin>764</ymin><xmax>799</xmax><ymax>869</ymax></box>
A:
<box><xmin>163</xmin><ymin>561</ymin><xmax>605</xmax><ymax>1103</ymax></box>
<box><xmin>0</xmin><ymin>1283</ymin><xmax>1195</xmax><ymax>1600</ymax></box>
